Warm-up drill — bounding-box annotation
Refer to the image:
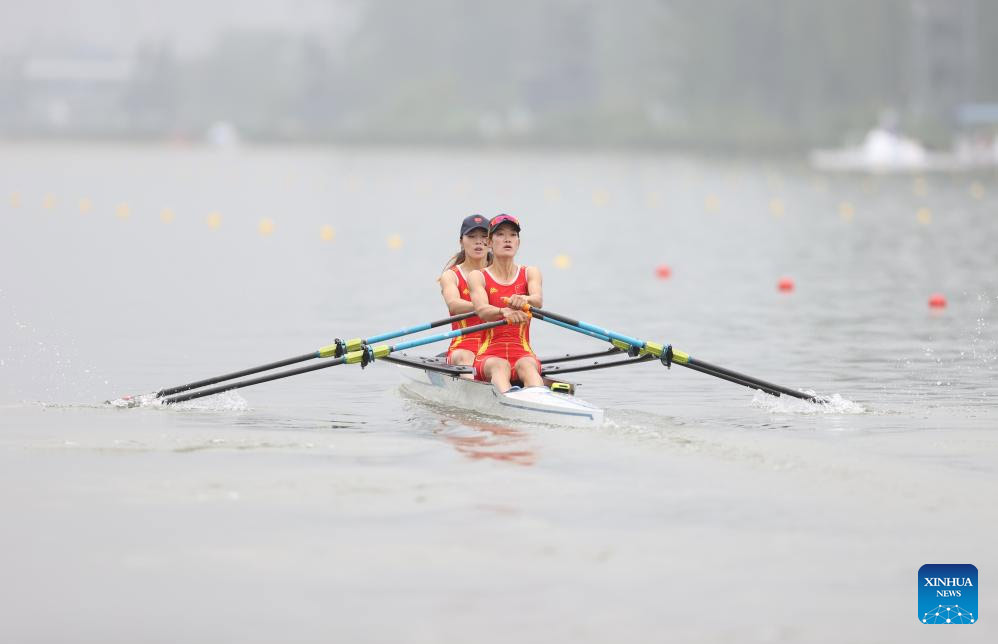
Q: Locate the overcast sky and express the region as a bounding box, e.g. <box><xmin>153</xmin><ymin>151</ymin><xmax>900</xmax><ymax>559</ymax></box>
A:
<box><xmin>0</xmin><ymin>0</ymin><xmax>353</xmax><ymax>58</ymax></box>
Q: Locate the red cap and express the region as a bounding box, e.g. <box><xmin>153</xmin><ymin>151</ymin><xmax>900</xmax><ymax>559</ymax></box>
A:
<box><xmin>489</xmin><ymin>213</ymin><xmax>521</xmax><ymax>235</ymax></box>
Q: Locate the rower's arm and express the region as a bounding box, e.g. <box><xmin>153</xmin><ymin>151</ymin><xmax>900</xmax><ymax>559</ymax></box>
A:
<box><xmin>525</xmin><ymin>266</ymin><xmax>543</xmax><ymax>308</ymax></box>
<box><xmin>439</xmin><ymin>270</ymin><xmax>474</xmax><ymax>315</ymax></box>
<box><xmin>470</xmin><ymin>270</ymin><xmax>506</xmax><ymax>321</ymax></box>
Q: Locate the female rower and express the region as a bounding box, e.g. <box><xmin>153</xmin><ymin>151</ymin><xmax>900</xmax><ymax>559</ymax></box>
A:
<box><xmin>439</xmin><ymin>214</ymin><xmax>492</xmax><ymax>374</ymax></box>
<box><xmin>468</xmin><ymin>214</ymin><xmax>544</xmax><ymax>393</ymax></box>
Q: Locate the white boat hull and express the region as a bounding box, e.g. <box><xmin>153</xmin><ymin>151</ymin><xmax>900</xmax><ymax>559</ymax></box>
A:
<box><xmin>399</xmin><ymin>366</ymin><xmax>604</xmax><ymax>427</ymax></box>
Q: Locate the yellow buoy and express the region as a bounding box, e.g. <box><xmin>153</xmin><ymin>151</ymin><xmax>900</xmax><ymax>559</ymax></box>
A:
<box><xmin>544</xmin><ymin>187</ymin><xmax>561</xmax><ymax>203</ymax></box>
<box><xmin>970</xmin><ymin>182</ymin><xmax>985</xmax><ymax>200</ymax></box>
<box><xmin>9</xmin><ymin>193</ymin><xmax>21</xmax><ymax>208</ymax></box>
<box><xmin>115</xmin><ymin>203</ymin><xmax>131</xmax><ymax>219</ymax></box>
<box><xmin>769</xmin><ymin>198</ymin><xmax>785</xmax><ymax>217</ymax></box>
<box><xmin>553</xmin><ymin>254</ymin><xmax>572</xmax><ymax>269</ymax></box>
<box><xmin>916</xmin><ymin>207</ymin><xmax>932</xmax><ymax>225</ymax></box>
<box><xmin>704</xmin><ymin>194</ymin><xmax>720</xmax><ymax>212</ymax></box>
<box><xmin>258</xmin><ymin>218</ymin><xmax>275</xmax><ymax>236</ymax></box>
<box><xmin>79</xmin><ymin>197</ymin><xmax>92</xmax><ymax>214</ymax></box>
<box><xmin>43</xmin><ymin>195</ymin><xmax>57</xmax><ymax>210</ymax></box>
<box><xmin>387</xmin><ymin>234</ymin><xmax>403</xmax><ymax>250</ymax></box>
<box><xmin>838</xmin><ymin>202</ymin><xmax>855</xmax><ymax>221</ymax></box>
<box><xmin>320</xmin><ymin>225</ymin><xmax>336</xmax><ymax>242</ymax></box>
<box><xmin>592</xmin><ymin>189</ymin><xmax>610</xmax><ymax>207</ymax></box>
<box><xmin>206</xmin><ymin>211</ymin><xmax>222</xmax><ymax>229</ymax></box>
<box><xmin>646</xmin><ymin>191</ymin><xmax>663</xmax><ymax>208</ymax></box>
<box><xmin>160</xmin><ymin>208</ymin><xmax>175</xmax><ymax>223</ymax></box>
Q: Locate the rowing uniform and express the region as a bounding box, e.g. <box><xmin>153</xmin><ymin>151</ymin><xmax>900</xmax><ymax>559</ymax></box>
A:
<box><xmin>446</xmin><ymin>265</ymin><xmax>485</xmax><ymax>360</ymax></box>
<box><xmin>473</xmin><ymin>265</ymin><xmax>541</xmax><ymax>381</ymax></box>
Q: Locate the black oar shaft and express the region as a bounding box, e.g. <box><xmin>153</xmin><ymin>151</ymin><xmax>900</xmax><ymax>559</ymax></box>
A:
<box><xmin>156</xmin><ymin>352</ymin><xmax>318</xmax><ymax>398</ymax></box>
<box><xmin>162</xmin><ymin>356</ymin><xmax>349</xmax><ymax>405</ymax></box>
<box><xmin>683</xmin><ymin>357</ymin><xmax>818</xmax><ymax>402</ymax></box>
<box><xmin>677</xmin><ymin>360</ymin><xmax>783</xmax><ymax>398</ymax></box>
<box><xmin>153</xmin><ymin>312</ymin><xmax>477</xmax><ymax>399</ymax></box>
<box><xmin>542</xmin><ymin>354</ymin><xmax>654</xmax><ymax>376</ymax></box>
<box><xmin>537</xmin><ymin>348</ymin><xmax>623</xmax><ymax>364</ymax></box>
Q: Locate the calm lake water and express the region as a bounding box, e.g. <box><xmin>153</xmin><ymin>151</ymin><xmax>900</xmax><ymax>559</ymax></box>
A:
<box><xmin>1</xmin><ymin>142</ymin><xmax>996</xmax><ymax>642</ymax></box>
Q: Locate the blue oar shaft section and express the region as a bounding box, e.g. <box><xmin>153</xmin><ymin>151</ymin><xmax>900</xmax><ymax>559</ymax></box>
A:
<box><xmin>540</xmin><ymin>316</ymin><xmax>612</xmax><ymax>342</ymax></box>
<box><xmin>529</xmin><ymin>307</ymin><xmax>650</xmax><ymax>350</ymax></box>
<box><xmin>390</xmin><ymin>319</ymin><xmax>508</xmax><ymax>352</ymax></box>
<box><xmin>364</xmin><ymin>312</ymin><xmax>475</xmax><ymax>345</ymax></box>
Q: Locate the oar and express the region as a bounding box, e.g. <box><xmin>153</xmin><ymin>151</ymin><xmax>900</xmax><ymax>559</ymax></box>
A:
<box><xmin>161</xmin><ymin>318</ymin><xmax>510</xmax><ymax>405</ymax></box>
<box><xmin>152</xmin><ymin>312</ymin><xmax>478</xmax><ymax>399</ymax></box>
<box><xmin>532</xmin><ymin>313</ymin><xmax>787</xmax><ymax>397</ymax></box>
<box><xmin>508</xmin><ymin>301</ymin><xmax>826</xmax><ymax>403</ymax></box>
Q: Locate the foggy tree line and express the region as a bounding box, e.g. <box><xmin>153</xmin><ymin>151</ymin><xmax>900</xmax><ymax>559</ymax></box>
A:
<box><xmin>1</xmin><ymin>0</ymin><xmax>995</xmax><ymax>149</ymax></box>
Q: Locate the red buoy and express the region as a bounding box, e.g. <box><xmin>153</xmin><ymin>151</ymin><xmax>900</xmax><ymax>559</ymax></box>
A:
<box><xmin>778</xmin><ymin>277</ymin><xmax>795</xmax><ymax>293</ymax></box>
<box><xmin>928</xmin><ymin>293</ymin><xmax>947</xmax><ymax>309</ymax></box>
<box><xmin>655</xmin><ymin>264</ymin><xmax>672</xmax><ymax>279</ymax></box>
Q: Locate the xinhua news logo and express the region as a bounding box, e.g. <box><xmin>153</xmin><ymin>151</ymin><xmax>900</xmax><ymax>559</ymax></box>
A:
<box><xmin>918</xmin><ymin>564</ymin><xmax>978</xmax><ymax>624</ymax></box>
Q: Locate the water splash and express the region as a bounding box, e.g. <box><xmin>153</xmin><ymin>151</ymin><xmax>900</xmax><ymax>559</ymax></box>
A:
<box><xmin>105</xmin><ymin>390</ymin><xmax>248</xmax><ymax>411</ymax></box>
<box><xmin>750</xmin><ymin>390</ymin><xmax>866</xmax><ymax>414</ymax></box>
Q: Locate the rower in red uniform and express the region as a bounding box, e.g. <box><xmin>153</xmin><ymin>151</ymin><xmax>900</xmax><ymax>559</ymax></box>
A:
<box><xmin>439</xmin><ymin>214</ymin><xmax>492</xmax><ymax>376</ymax></box>
<box><xmin>468</xmin><ymin>214</ymin><xmax>544</xmax><ymax>393</ymax></box>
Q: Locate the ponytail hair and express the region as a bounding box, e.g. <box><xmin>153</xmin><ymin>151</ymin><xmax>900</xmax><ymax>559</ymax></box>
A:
<box><xmin>444</xmin><ymin>249</ymin><xmax>467</xmax><ymax>270</ymax></box>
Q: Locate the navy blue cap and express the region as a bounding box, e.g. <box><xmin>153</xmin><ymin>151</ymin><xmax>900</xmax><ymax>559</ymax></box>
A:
<box><xmin>460</xmin><ymin>214</ymin><xmax>489</xmax><ymax>236</ymax></box>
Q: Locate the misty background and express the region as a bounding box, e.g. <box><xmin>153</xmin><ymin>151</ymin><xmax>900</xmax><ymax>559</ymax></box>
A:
<box><xmin>1</xmin><ymin>0</ymin><xmax>996</xmax><ymax>150</ymax></box>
